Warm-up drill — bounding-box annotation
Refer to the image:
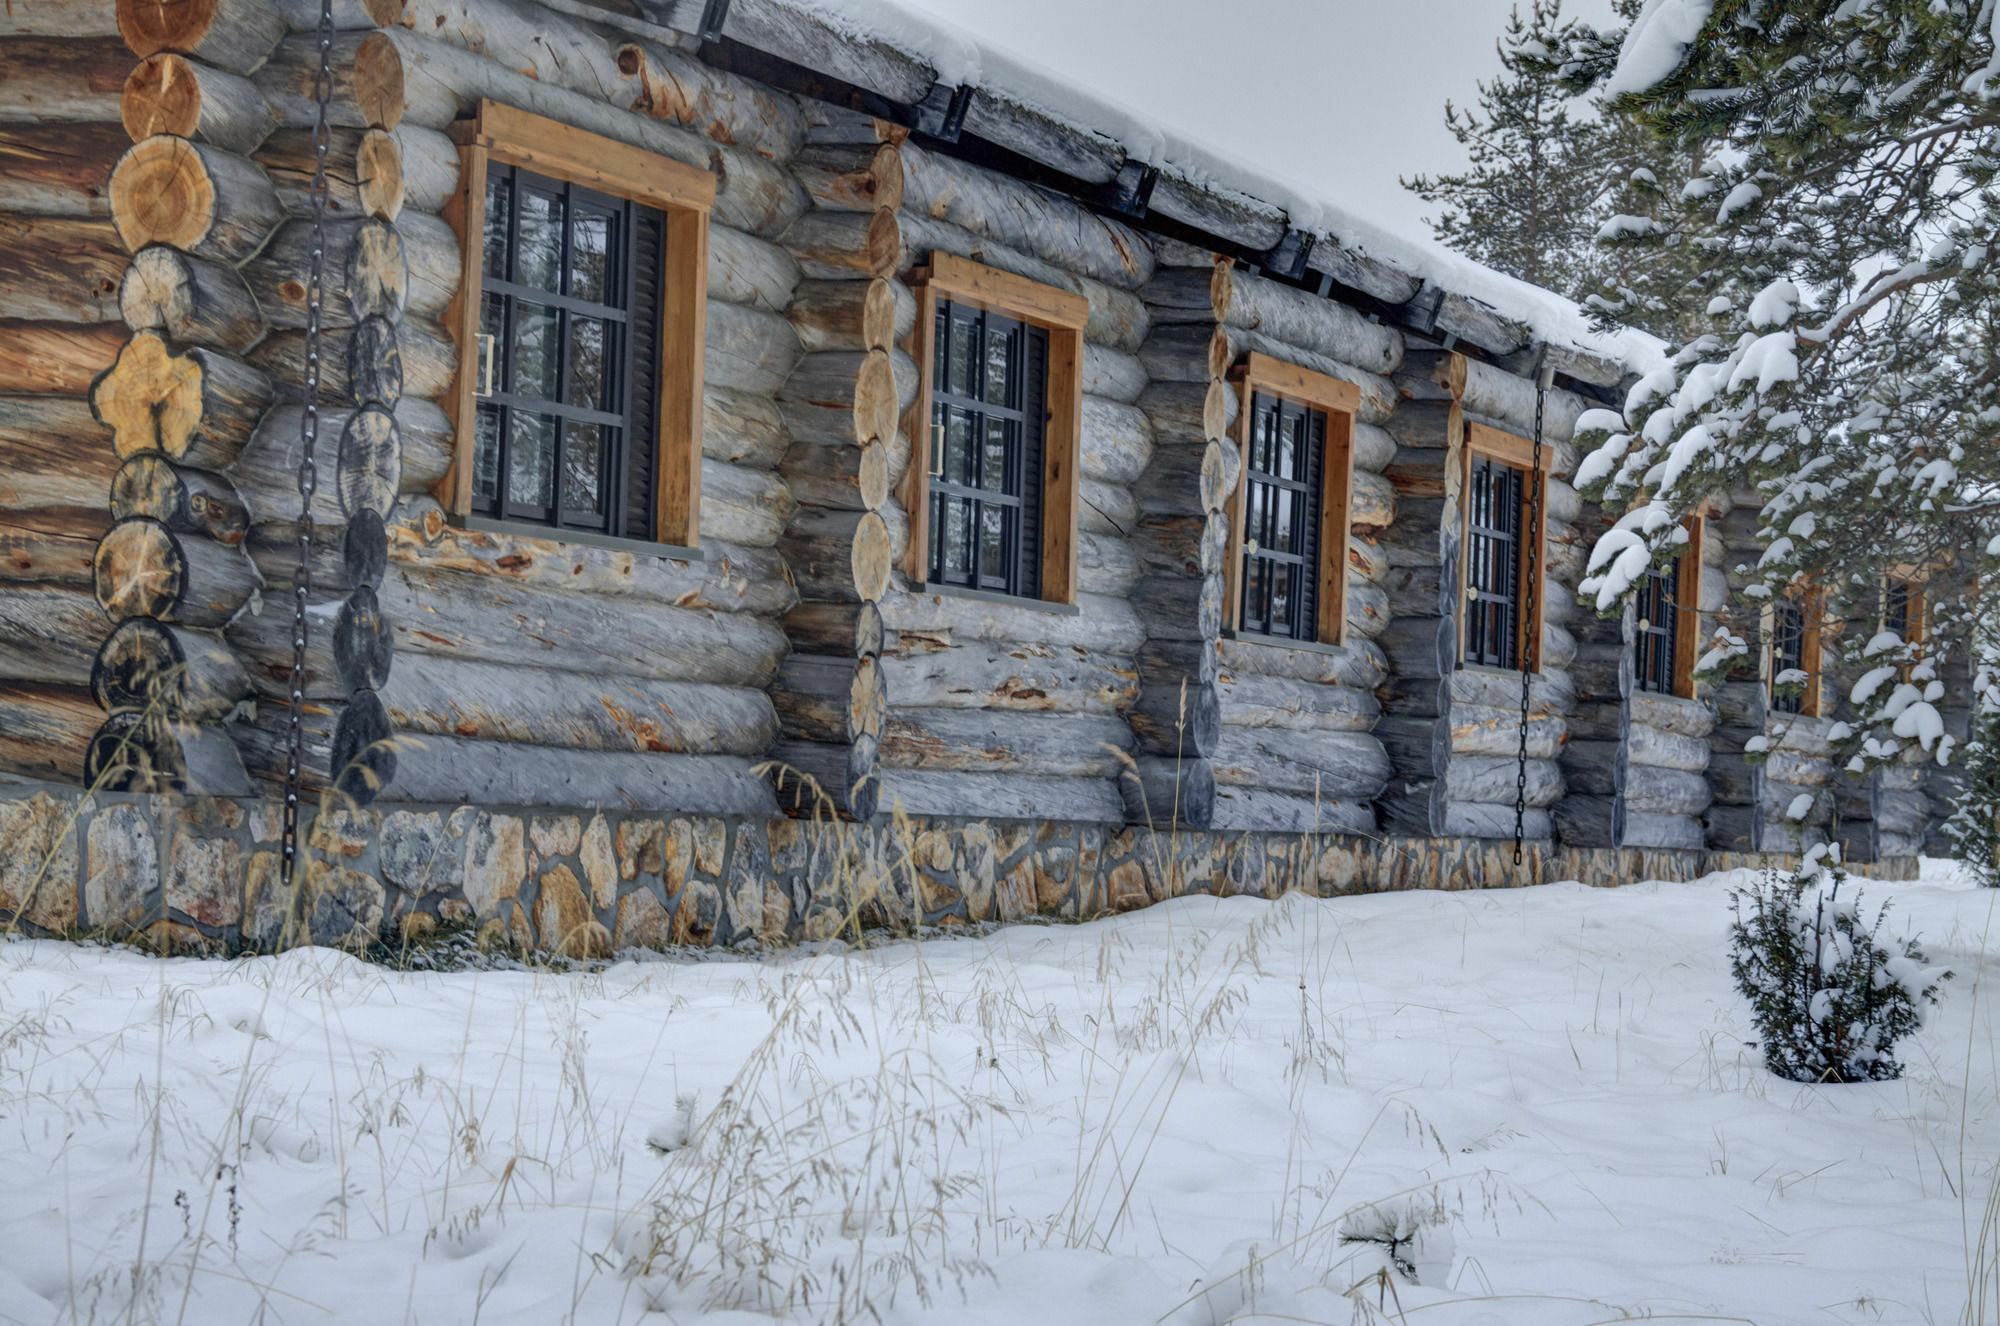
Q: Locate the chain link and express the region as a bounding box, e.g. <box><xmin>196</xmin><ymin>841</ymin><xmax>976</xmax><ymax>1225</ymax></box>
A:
<box><xmin>281</xmin><ymin>0</ymin><xmax>336</xmax><ymax>890</ymax></box>
<box><xmin>1514</xmin><ymin>375</ymin><xmax>1546</xmax><ymax>866</ymax></box>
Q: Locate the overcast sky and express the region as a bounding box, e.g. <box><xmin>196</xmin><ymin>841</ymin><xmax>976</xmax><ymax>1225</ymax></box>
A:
<box><xmin>902</xmin><ymin>0</ymin><xmax>1622</xmax><ymax>240</ymax></box>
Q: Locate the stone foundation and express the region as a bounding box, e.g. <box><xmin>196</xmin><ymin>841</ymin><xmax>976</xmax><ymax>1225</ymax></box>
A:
<box><xmin>0</xmin><ymin>779</ymin><xmax>1920</xmax><ymax>955</ymax></box>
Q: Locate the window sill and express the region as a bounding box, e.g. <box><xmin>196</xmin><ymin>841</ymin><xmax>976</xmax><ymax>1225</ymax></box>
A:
<box><xmin>459</xmin><ymin>515</ymin><xmax>704</xmax><ymax>562</ymax></box>
<box><xmin>921</xmin><ymin>582</ymin><xmax>1081</xmax><ymax>617</ymax></box>
<box><xmin>1220</xmin><ymin>629</ymin><xmax>1350</xmax><ymax>659</ymax></box>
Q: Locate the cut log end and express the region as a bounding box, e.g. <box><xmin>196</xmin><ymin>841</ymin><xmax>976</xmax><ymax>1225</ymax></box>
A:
<box><xmin>122</xmin><ymin>52</ymin><xmax>201</xmax><ymax>143</ymax></box>
<box><xmin>109</xmin><ymin>136</ymin><xmax>216</xmax><ymax>253</ymax></box>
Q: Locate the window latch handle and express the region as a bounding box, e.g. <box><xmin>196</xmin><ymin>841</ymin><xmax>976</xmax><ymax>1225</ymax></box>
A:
<box><xmin>475</xmin><ymin>333</ymin><xmax>496</xmax><ymax>398</ymax></box>
<box><xmin>930</xmin><ymin>417</ymin><xmax>945</xmax><ymax>477</ymax></box>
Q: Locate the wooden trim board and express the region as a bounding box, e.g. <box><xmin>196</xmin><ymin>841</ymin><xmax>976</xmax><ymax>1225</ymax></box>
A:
<box><xmin>1458</xmin><ymin>421</ymin><xmax>1553</xmax><ymax>673</ymax></box>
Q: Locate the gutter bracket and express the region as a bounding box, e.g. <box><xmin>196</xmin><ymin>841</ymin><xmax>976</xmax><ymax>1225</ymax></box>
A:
<box><xmin>696</xmin><ymin>0</ymin><xmax>731</xmax><ymax>45</ymax></box>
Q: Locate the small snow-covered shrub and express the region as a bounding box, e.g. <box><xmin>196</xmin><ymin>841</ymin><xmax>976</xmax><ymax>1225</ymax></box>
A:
<box><xmin>1728</xmin><ymin>850</ymin><xmax>1949</xmax><ymax>1083</ymax></box>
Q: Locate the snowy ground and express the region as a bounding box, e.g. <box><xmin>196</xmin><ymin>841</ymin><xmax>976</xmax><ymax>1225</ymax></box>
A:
<box><xmin>0</xmin><ymin>862</ymin><xmax>1994</xmax><ymax>1326</ymax></box>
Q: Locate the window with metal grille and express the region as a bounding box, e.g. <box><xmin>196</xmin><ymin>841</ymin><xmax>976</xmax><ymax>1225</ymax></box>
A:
<box><xmin>1771</xmin><ymin>600</ymin><xmax>1806</xmax><ymax>714</ymax></box>
<box><xmin>926</xmin><ymin>298</ymin><xmax>1047</xmax><ymax>598</ymax></box>
<box><xmin>1886</xmin><ymin>578</ymin><xmax>1914</xmax><ymax>641</ymax></box>
<box><xmin>1464</xmin><ymin>454</ymin><xmax>1526</xmax><ymax>668</ymax></box>
<box><xmin>471</xmin><ymin>163</ymin><xmax>664</xmax><ymax>540</ymax></box>
<box><xmin>1238</xmin><ymin>391</ymin><xmax>1324</xmax><ymax>642</ymax></box>
<box><xmin>1635</xmin><ymin>555</ymin><xmax>1681</xmax><ymax>694</ymax></box>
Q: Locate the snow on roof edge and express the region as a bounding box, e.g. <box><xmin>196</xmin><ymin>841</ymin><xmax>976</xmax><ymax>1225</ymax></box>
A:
<box><xmin>791</xmin><ymin>0</ymin><xmax>1667</xmax><ymax>378</ymax></box>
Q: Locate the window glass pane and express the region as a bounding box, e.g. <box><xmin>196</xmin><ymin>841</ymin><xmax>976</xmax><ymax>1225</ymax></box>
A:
<box><xmin>1244</xmin><ymin>558</ymin><xmax>1266</xmax><ymax>628</ymax></box>
<box><xmin>480</xmin><ymin>291</ymin><xmax>504</xmax><ymax>348</ymax></box>
<box><xmin>1271</xmin><ymin>564</ymin><xmax>1293</xmax><ymax>631</ymax></box>
<box><xmin>472</xmin><ymin>405</ymin><xmax>502</xmax><ymax>506</ymax></box>
<box><xmin>945</xmin><ymin>408</ymin><xmax>972</xmax><ymax>484</ymax></box>
<box><xmin>939</xmin><ymin>497</ymin><xmax>970</xmax><ymax>578</ymax></box>
<box><xmin>981</xmin><ymin>504</ymin><xmax>1008</xmax><ymax>586</ymax></box>
<box><xmin>512</xmin><ymin>302</ymin><xmax>560</xmax><ymax>401</ymax></box>
<box><xmin>982</xmin><ymin>417</ymin><xmax>1010</xmax><ymax>491</ymax></box>
<box><xmin>562</xmin><ymin>420</ymin><xmax>606</xmax><ymax>519</ymax></box>
<box><xmin>932</xmin><ymin>306</ymin><xmax>950</xmax><ymax>390</ymax></box>
<box><xmin>984</xmin><ymin>324</ymin><xmax>1013</xmax><ymax>405</ymax></box>
<box><xmin>948</xmin><ymin>313</ymin><xmax>976</xmax><ymax>396</ymax></box>
<box><xmin>569</xmin><ymin>207</ymin><xmax>612</xmax><ymax>304</ymax></box>
<box><xmin>508</xmin><ymin>411</ymin><xmax>558</xmax><ymax>511</ymax></box>
<box><xmin>483</xmin><ymin>173</ymin><xmax>512</xmax><ymax>279</ymax></box>
<box><xmin>567</xmin><ymin>316</ymin><xmax>608</xmax><ymax>410</ymax></box>
<box><xmin>1273</xmin><ymin>488</ymin><xmax>1296</xmax><ymax>554</ymax></box>
<box><xmin>1277</xmin><ymin>409</ymin><xmax>1297</xmax><ymax>479</ymax></box>
<box><xmin>516</xmin><ymin>188</ymin><xmax>563</xmax><ymax>292</ymax></box>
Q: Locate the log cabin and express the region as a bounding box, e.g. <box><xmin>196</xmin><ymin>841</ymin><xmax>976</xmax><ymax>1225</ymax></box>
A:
<box><xmin>0</xmin><ymin>0</ymin><xmax>1966</xmax><ymax>952</ymax></box>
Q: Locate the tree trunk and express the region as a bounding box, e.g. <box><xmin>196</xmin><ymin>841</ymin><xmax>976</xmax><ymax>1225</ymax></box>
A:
<box><xmin>1216</xmin><ymin>673</ymin><xmax>1379</xmax><ymax>733</ymax></box>
<box><xmin>698</xmin><ymin>457</ymin><xmax>795</xmax><ymax>548</ymax></box>
<box><xmin>1079</xmin><ymin>394</ymin><xmax>1152</xmax><ymax>486</ymax></box>
<box><xmin>119</xmin><ymin>243</ymin><xmax>265</xmax><ymax>351</ymax></box>
<box><xmin>1210</xmin><ymin>726</ymin><xmax>1392</xmax><ymax>800</ymax></box>
<box><xmin>122</xmin><ymin>53</ymin><xmax>278</xmax><ymax>156</ymax></box>
<box><xmin>701</xmin><ymin>383</ymin><xmax>791</xmax><ymax>470</ymax></box>
<box><xmin>705</xmin><ymin>297</ymin><xmax>802</xmax><ymax>396</ymax></box>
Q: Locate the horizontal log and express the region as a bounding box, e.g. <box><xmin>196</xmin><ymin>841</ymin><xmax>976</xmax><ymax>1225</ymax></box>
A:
<box><xmin>92</xmin><ymin>332</ymin><xmax>273</xmax><ymax>469</ymax></box>
<box><xmin>1625</xmin><ymin>723</ymin><xmax>1711</xmax><ymax>772</ymax></box>
<box><xmin>880</xmin><ymin>642</ymin><xmax>1138</xmax><ymax>715</ymax></box>
<box><xmin>0</xmin><ymin>37</ymin><xmax>130</xmax><ymax>124</ymax></box>
<box><xmin>0</xmin><ymin>121</ymin><xmax>129</xmax><ymax>217</ymax></box>
<box><xmin>0</xmin><ymin>1</ymin><xmax>121</xmax><ymax>35</ymax></box>
<box><xmin>108</xmin><ymin>136</ymin><xmax>282</xmax><ymax>261</ymax></box>
<box><xmin>1622</xmin><ymin>811</ymin><xmax>1705</xmax><ymax>852</ymax></box>
<box><xmin>763</xmin><ymin>738</ymin><xmax>876</xmax><ymax>821</ymax></box>
<box><xmin>118</xmin><ymin>0</ymin><xmax>286</xmax><ymax>73</ymax></box>
<box><xmin>1075</xmin><ymin>530</ymin><xmax>1139</xmax><ymax>598</ymax></box>
<box><xmin>1561</xmin><ymin>738</ymin><xmax>1621</xmax><ymax>796</ymax></box>
<box><xmin>776</xmin><ymin>346</ymin><xmax>909</xmax><ymax>447</ymax></box>
<box><xmin>877</xmin><ymin>707</ymin><xmax>1134</xmax><ymax>778</ymax></box>
<box><xmin>870</xmin><ymin>768</ymin><xmax>1126</xmax><ymax>825</ymax></box>
<box><xmin>0</xmin><ymin>321</ymin><xmax>124</xmax><ymax>395</ymax></box>
<box><xmin>1147</xmin><ymin>172</ymin><xmax>1285</xmax><ymax>252</ymax></box>
<box><xmin>269</xmin><ymin>0</ymin><xmax>407</xmax><ymax>26</ymax></box>
<box><xmin>0</xmin><ymin>395</ymin><xmax>120</xmax><ymax>522</ymax></box>
<box><xmin>898</xmin><ymin>140</ymin><xmax>1152</xmax><ymax>290</ymax></box>
<box><xmin>1448</xmin><ymin>666</ymin><xmax>1577</xmax><ymax>716</ymax></box>
<box><xmin>1080</xmin><ymin>394</ymin><xmax>1153</xmax><ymax>486</ymax></box>
<box><xmin>258</xmin><ymin>125</ymin><xmax>446</xmax><ymax>222</ymax></box>
<box><xmin>0</xmin><ymin>524</ymin><xmax>98</xmax><ymax>589</ymax></box>
<box><xmin>0</xmin><ymin>216</ymin><xmax>126</xmax><ymax>324</ymax></box>
<box><xmin>793</xmin><ymin>141</ymin><xmax>903</xmax><ymax>212</ymax></box>
<box><xmin>0</xmin><ymin>682</ymin><xmax>100</xmax><ymax>784</ymax></box>
<box><xmin>660</xmin><ymin>0</ymin><xmax>934</xmax><ymax>107</ymax></box>
<box><xmin>1216</xmin><ymin>672</ymin><xmax>1379</xmax><ymax>733</ymax></box>
<box><xmin>877</xmin><ymin>586</ymin><xmax>1144</xmax><ymax>654</ymax></box>
<box><xmin>1553</xmin><ymin>794</ymin><xmax>1618</xmax><ymax>848</ymax></box>
<box><xmin>123</xmin><ymin>53</ymin><xmax>278</xmax><ymax>157</ymax></box>
<box><xmin>895</xmin><ymin>210</ymin><xmax>1149</xmax><ymax>352</ymax></box>
<box><xmin>1128</xmin><ymin>679</ymin><xmax>1222</xmax><ymax>758</ymax></box>
<box><xmin>1438</xmin><ymin>801</ymin><xmax>1554</xmax><ymax>843</ymax></box>
<box><xmin>611</xmin><ymin>38</ymin><xmax>807</xmax><ymax>161</ymax></box>
<box><xmin>229</xmin><ymin>399</ymin><xmax>451</xmax><ymax>528</ymax></box>
<box><xmin>1191</xmin><ymin>263</ymin><xmax>1402</xmax><ymax>376</ymax></box>
<box><xmin>1444</xmin><ymin>755</ymin><xmax>1562</xmax><ymax>809</ymax></box>
<box><xmin>1082</xmin><ymin>342</ymin><xmax>1146</xmax><ymax>404</ymax></box>
<box><xmin>1138</xmin><ymin>378</ymin><xmax>1234</xmax><ymax>447</ymax></box>
<box><xmin>91</xmin><ymin>617</ymin><xmax>248</xmax><ymax>719</ymax></box>
<box><xmin>253</xmin><ymin>29</ymin><xmax>414</xmax><ymax>131</ymax></box>
<box><xmin>699</xmin><ymin>457</ymin><xmax>795</xmax><ymax>548</ymax></box>
<box><xmin>379</xmin><ymin>499</ymin><xmax>798</xmax><ymax>617</ymax></box>
<box><xmin>1216</xmin><ymin>634</ymin><xmax>1387</xmax><ymax>689</ymax></box>
<box><xmin>120</xmin><ymin>244</ymin><xmax>265</xmax><ymax>351</ymax></box>
<box><xmin>781</xmin><ymin>501</ymin><xmax>906</xmax><ymax>602</ymax></box>
<box><xmin>1209</xmin><ymin>786</ymin><xmax>1376</xmax><ymax>836</ymax></box>
<box><xmin>710</xmin><ymin>223</ymin><xmax>804</xmax><ymax>312</ymax></box>
<box><xmin>1624</xmin><ymin>764</ymin><xmax>1714</xmax><ymax>817</ymax></box>
<box><xmin>1079</xmin><ymin>477</ymin><xmax>1137</xmax><ymax>538</ymax></box>
<box><xmin>252</xmin><ymin>315</ymin><xmax>457</xmax><ymax>405</ymax></box>
<box><xmin>1131</xmin><ymin>515</ymin><xmax>1224</xmax><ymax>581</ymax></box>
<box><xmin>1128</xmin><ymin>571</ymin><xmax>1223</xmax><ymax>642</ymax></box>
<box><xmin>94</xmin><ymin>516</ymin><xmax>260</xmax><ymax>628</ymax></box>
<box><xmin>786</xmin><ymin>276</ymin><xmax>912</xmax><ymax>355</ymax></box>
<box><xmin>87</xmin><ymin>707</ymin><xmax>251</xmax><ymax>795</ymax></box>
<box><xmin>1210</xmin><ymin>726</ymin><xmax>1393</xmax><ymax>801</ymax></box>
<box><xmin>0</xmin><ymin>584</ymin><xmax>109</xmax><ymax>685</ymax></box>
<box><xmin>1460</xmin><ymin>356</ymin><xmax>1588</xmax><ymax>447</ymax></box>
<box><xmin>110</xmin><ymin>454</ymin><xmax>250</xmax><ymax>546</ymax></box>
<box><xmin>707</xmin><ymin>297</ymin><xmax>803</xmax><ymax>396</ymax></box>
<box><xmin>702</xmin><ymin>384</ymin><xmax>791</xmax><ymax>470</ymax></box>
<box><xmin>781</xmin><ymin>207</ymin><xmax>901</xmax><ymax>281</ymax></box>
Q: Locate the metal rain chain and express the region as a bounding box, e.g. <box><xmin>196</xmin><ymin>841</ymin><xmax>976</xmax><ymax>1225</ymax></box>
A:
<box><xmin>280</xmin><ymin>0</ymin><xmax>337</xmax><ymax>893</ymax></box>
<box><xmin>1513</xmin><ymin>356</ymin><xmax>1554</xmax><ymax>867</ymax></box>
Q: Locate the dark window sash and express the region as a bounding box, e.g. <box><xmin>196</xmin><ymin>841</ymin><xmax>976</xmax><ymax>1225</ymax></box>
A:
<box><xmin>1238</xmin><ymin>391</ymin><xmax>1324</xmax><ymax>643</ymax></box>
<box><xmin>927</xmin><ymin>299</ymin><xmax>1046</xmax><ymax>599</ymax></box>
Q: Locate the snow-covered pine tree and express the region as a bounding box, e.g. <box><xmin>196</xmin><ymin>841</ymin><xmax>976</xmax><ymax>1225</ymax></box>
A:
<box><xmin>1563</xmin><ymin>0</ymin><xmax>2000</xmax><ymax>845</ymax></box>
<box><xmin>1402</xmin><ymin>0</ymin><xmax>1609</xmax><ymax>299</ymax></box>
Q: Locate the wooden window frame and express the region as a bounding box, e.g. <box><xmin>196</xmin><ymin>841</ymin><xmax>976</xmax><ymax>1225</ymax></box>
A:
<box><xmin>440</xmin><ymin>100</ymin><xmax>714</xmax><ymax>548</ymax></box>
<box><xmin>902</xmin><ymin>252</ymin><xmax>1087</xmax><ymax>606</ymax></box>
<box><xmin>1770</xmin><ymin>587</ymin><xmax>1825</xmax><ymax>717</ymax></box>
<box><xmin>1458</xmin><ymin>421</ymin><xmax>1552</xmax><ymax>674</ymax></box>
<box><xmin>1223</xmin><ymin>352</ymin><xmax>1359</xmax><ymax>646</ymax></box>
<box><xmin>1636</xmin><ymin>513</ymin><xmax>1705</xmax><ymax>700</ymax></box>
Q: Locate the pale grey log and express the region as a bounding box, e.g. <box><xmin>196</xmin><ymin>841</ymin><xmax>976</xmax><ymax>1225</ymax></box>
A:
<box><xmin>1495</xmin><ymin>340</ymin><xmax>1628</xmax><ymax>393</ymax></box>
<box><xmin>370</xmin><ymin>740</ymin><xmax>781</xmax><ymax>814</ymax></box>
<box><xmin>1222</xmin><ymin>325</ymin><xmax>1400</xmax><ymax>424</ymax></box>
<box><xmin>1541</xmin><ymin>621</ymin><xmax>1579</xmax><ymax>672</ymax></box>
<box><xmin>880</xmin><ymin>642</ymin><xmax>1139</xmax><ymax>715</ymax></box>
<box><xmin>1075</xmin><ymin>530</ymin><xmax>1139</xmax><ymax>598</ymax></box>
<box><xmin>1624</xmin><ymin>764</ymin><xmax>1714</xmax><ymax>817</ymax></box>
<box><xmin>1625</xmin><ymin>722</ymin><xmax>1712</xmax><ymax>772</ymax></box>
<box><xmin>1459</xmin><ymin>356</ymin><xmax>1587</xmax><ymax>445</ymax></box>
<box><xmin>0</xmin><ymin>585</ymin><xmax>107</xmax><ymax>685</ymax></box>
<box><xmin>1308</xmin><ymin>241</ymin><xmax>1423</xmax><ymax>309</ymax></box>
<box><xmin>1541</xmin><ymin>577</ymin><xmax>1576</xmax><ymax>627</ymax></box>
<box><xmin>1082</xmin><ymin>343</ymin><xmax>1146</xmax><ymax>404</ymax></box>
<box><xmin>873</xmin><ymin>768</ymin><xmax>1126</xmax><ymax>824</ymax></box>
<box><xmin>253</xmin><ymin>315</ymin><xmax>457</xmax><ymax>405</ymax></box>
<box><xmin>1146</xmin><ymin>171</ymin><xmax>1286</xmax><ymax>252</ymax></box>
<box><xmin>1138</xmin><ymin>323</ymin><xmax>1216</xmax><ymax>384</ymax></box>
<box><xmin>897</xmin><ymin>140</ymin><xmax>1154</xmax><ymax>290</ymax></box>
<box><xmin>1079</xmin><ymin>477</ymin><xmax>1137</xmax><ymax>537</ymax></box>
<box><xmin>230</xmin><ymin>562</ymin><xmax>793</xmax><ymax>689</ymax></box>
<box><xmin>120</xmin><ymin>243</ymin><xmax>266</xmax><ymax>352</ymax></box>
<box><xmin>1209</xmin><ymin>786</ymin><xmax>1375</xmax><ymax>836</ymax></box>
<box><xmin>1622</xmin><ymin>811</ymin><xmax>1706</xmax><ymax>852</ymax></box>
<box><xmin>1138</xmin><ymin>379</ymin><xmax>1235</xmax><ymax>448</ymax></box>
<box><xmin>709</xmin><ymin>222</ymin><xmax>803</xmax><ymax>311</ymax></box>
<box><xmin>1128</xmin><ymin>679</ymin><xmax>1221</xmax><ymax>758</ymax></box>
<box><xmin>1216</xmin><ymin>673</ymin><xmax>1378</xmax><ymax>733</ymax></box>
<box><xmin>1080</xmin><ymin>394</ymin><xmax>1153</xmax><ymax>486</ymax></box>
<box><xmin>397</xmin><ymin>124</ymin><xmax>461</xmax><ymax>212</ymax></box>
<box><xmin>1210</xmin><ymin>726</ymin><xmax>1393</xmax><ymax>801</ymax></box>
<box><xmin>1218</xmin><ymin>634</ymin><xmax>1388</xmax><ymax>689</ymax></box>
<box><xmin>1207</xmin><ymin>264</ymin><xmax>1403</xmax><ymax>376</ymax></box>
<box><xmin>895</xmin><ymin>210</ymin><xmax>1150</xmax><ymax>351</ymax></box>
<box><xmin>947</xmin><ymin>82</ymin><xmax>1125</xmax><ymax>185</ymax></box>
<box><xmin>1439</xmin><ymin>801</ymin><xmax>1553</xmax><ymax>841</ymax></box>
<box><xmin>1448</xmin><ymin>703</ymin><xmax>1563</xmax><ymax>759</ymax></box>
<box><xmin>877</xmin><ymin>586</ymin><xmax>1144</xmax><ymax>654</ymax></box>
<box><xmin>1445</xmin><ymin>754</ymin><xmax>1563</xmax><ymax>808</ymax></box>
<box><xmin>1353</xmin><ymin>421</ymin><xmax>1395</xmax><ymax>474</ymax></box>
<box><xmin>230</xmin><ymin>399</ymin><xmax>450</xmax><ymax>528</ymax></box>
<box><xmin>380</xmin><ymin>499</ymin><xmax>797</xmax><ymax>617</ymax></box>
<box><xmin>706</xmin><ymin>297</ymin><xmax>803</xmax><ymax>396</ymax></box>
<box><xmin>373</xmin><ymin>655</ymin><xmax>777</xmax><ymax>754</ymax></box>
<box><xmin>704</xmin><ymin>384</ymin><xmax>792</xmax><ymax>470</ymax></box>
<box><xmin>112</xmin><ymin>137</ymin><xmax>285</xmax><ymax>264</ymax></box>
<box><xmin>642</xmin><ymin>0</ymin><xmax>935</xmax><ymax>106</ymax></box>
<box><xmin>1430</xmin><ymin>291</ymin><xmax>1531</xmax><ymax>360</ymax></box>
<box><xmin>239</xmin><ymin>212</ymin><xmax>458</xmax><ymax>329</ymax></box>
<box><xmin>1446</xmin><ymin>665</ymin><xmax>1577</xmax><ymax>717</ymax></box>
<box><xmin>878</xmin><ymin>707</ymin><xmax>1134</xmax><ymax>778</ymax></box>
<box><xmin>0</xmin><ymin>0</ymin><xmax>120</xmax><ymax>33</ymax></box>
<box><xmin>1765</xmin><ymin>750</ymin><xmax>1835</xmax><ymax>786</ymax></box>
<box><xmin>1345</xmin><ymin>581</ymin><xmax>1392</xmax><ymax>641</ymax></box>
<box><xmin>699</xmin><ymin>458</ymin><xmax>796</xmax><ymax>548</ymax></box>
<box><xmin>1545</xmin><ymin>476</ymin><xmax>1582</xmax><ymax>525</ymax></box>
<box><xmin>1699</xmin><ymin>566</ymin><xmax>1728</xmax><ymax>614</ymax></box>
<box><xmin>374</xmin><ymin>28</ymin><xmax>804</xmax><ymax>235</ymax></box>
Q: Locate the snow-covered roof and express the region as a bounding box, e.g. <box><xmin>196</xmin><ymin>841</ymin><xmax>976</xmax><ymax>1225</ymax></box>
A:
<box><xmin>791</xmin><ymin>0</ymin><xmax>1666</xmax><ymax>377</ymax></box>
